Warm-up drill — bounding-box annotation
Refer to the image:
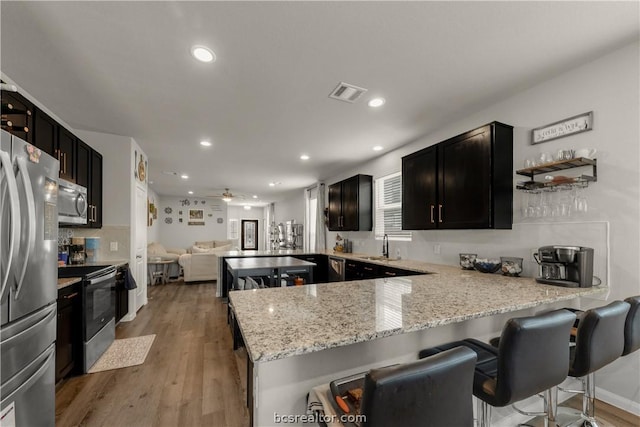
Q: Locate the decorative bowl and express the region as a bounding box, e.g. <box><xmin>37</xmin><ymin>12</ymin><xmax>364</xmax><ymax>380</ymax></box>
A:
<box><xmin>500</xmin><ymin>257</ymin><xmax>523</xmax><ymax>277</ymax></box>
<box><xmin>473</xmin><ymin>259</ymin><xmax>501</xmax><ymax>273</ymax></box>
<box><xmin>459</xmin><ymin>253</ymin><xmax>477</xmax><ymax>270</ymax></box>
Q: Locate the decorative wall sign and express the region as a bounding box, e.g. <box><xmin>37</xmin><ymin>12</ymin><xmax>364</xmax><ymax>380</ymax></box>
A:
<box><xmin>532</xmin><ymin>111</ymin><xmax>593</xmax><ymax>144</ymax></box>
<box><xmin>165</xmin><ymin>217</ymin><xmax>173</xmax><ymax>224</ymax></box>
<box><xmin>164</xmin><ymin>207</ymin><xmax>172</xmax><ymax>214</ymax></box>
<box><xmin>188</xmin><ymin>209</ymin><xmax>205</xmax><ymax>226</ymax></box>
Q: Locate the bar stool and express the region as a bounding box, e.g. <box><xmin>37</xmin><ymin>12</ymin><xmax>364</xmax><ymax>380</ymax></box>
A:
<box><xmin>559</xmin><ymin>300</ymin><xmax>630</xmax><ymax>427</ymax></box>
<box><xmin>622</xmin><ymin>296</ymin><xmax>640</xmax><ymax>356</ymax></box>
<box><xmin>330</xmin><ymin>347</ymin><xmax>477</xmax><ymax>427</ymax></box>
<box><xmin>419</xmin><ymin>309</ymin><xmax>576</xmax><ymax>427</ymax></box>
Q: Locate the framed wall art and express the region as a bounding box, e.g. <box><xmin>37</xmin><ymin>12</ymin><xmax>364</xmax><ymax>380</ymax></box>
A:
<box><xmin>188</xmin><ymin>209</ymin><xmax>205</xmax><ymax>226</ymax></box>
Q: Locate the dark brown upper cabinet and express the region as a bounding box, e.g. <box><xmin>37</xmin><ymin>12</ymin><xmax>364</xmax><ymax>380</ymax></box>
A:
<box><xmin>89</xmin><ymin>150</ymin><xmax>103</xmax><ymax>228</ymax></box>
<box><xmin>57</xmin><ymin>127</ymin><xmax>76</xmax><ymax>182</ymax></box>
<box><xmin>402</xmin><ymin>122</ymin><xmax>513</xmax><ymax>230</ymax></box>
<box><xmin>328</xmin><ymin>174</ymin><xmax>373</xmax><ymax>231</ymax></box>
<box><xmin>1</xmin><ymin>90</ymin><xmax>33</xmax><ymax>143</ymax></box>
<box><xmin>33</xmin><ymin>108</ymin><xmax>58</xmax><ymax>157</ymax></box>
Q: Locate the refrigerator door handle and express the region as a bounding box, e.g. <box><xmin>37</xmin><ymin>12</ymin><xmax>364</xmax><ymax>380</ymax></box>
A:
<box><xmin>0</xmin><ymin>150</ymin><xmax>21</xmax><ymax>300</ymax></box>
<box><xmin>0</xmin><ymin>343</ymin><xmax>55</xmax><ymax>406</ymax></box>
<box><xmin>13</xmin><ymin>157</ymin><xmax>36</xmax><ymax>299</ymax></box>
<box><xmin>0</xmin><ymin>303</ymin><xmax>56</xmax><ymax>346</ymax></box>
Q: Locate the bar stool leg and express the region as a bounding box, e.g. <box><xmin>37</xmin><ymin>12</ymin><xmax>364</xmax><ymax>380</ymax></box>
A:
<box><xmin>545</xmin><ymin>386</ymin><xmax>558</xmax><ymax>427</ymax></box>
<box><xmin>581</xmin><ymin>374</ymin><xmax>600</xmax><ymax>427</ymax></box>
<box><xmin>477</xmin><ymin>399</ymin><xmax>491</xmax><ymax>427</ymax></box>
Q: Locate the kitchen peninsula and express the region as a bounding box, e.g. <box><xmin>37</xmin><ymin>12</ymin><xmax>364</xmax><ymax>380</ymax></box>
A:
<box><xmin>228</xmin><ymin>256</ymin><xmax>607</xmax><ymax>426</ymax></box>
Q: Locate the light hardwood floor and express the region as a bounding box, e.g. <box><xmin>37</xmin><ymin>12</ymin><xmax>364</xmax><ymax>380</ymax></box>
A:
<box><xmin>55</xmin><ymin>281</ymin><xmax>250</xmax><ymax>427</ymax></box>
<box><xmin>56</xmin><ymin>281</ymin><xmax>639</xmax><ymax>427</ymax></box>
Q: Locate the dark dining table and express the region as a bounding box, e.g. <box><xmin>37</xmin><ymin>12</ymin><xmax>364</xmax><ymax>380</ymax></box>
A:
<box><xmin>225</xmin><ymin>256</ymin><xmax>315</xmax><ymax>290</ymax></box>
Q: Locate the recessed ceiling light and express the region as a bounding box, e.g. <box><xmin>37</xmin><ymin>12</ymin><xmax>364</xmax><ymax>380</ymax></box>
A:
<box><xmin>200</xmin><ymin>140</ymin><xmax>212</xmax><ymax>147</ymax></box>
<box><xmin>252</xmin><ymin>195</ymin><xmax>258</xmax><ymax>199</ymax></box>
<box><xmin>191</xmin><ymin>45</ymin><xmax>216</xmax><ymax>63</ymax></box>
<box><xmin>368</xmin><ymin>98</ymin><xmax>386</xmax><ymax>108</ymax></box>
<box><xmin>149</xmin><ymin>180</ymin><xmax>154</xmax><ymax>185</ymax></box>
<box><xmin>181</xmin><ymin>174</ymin><xmax>189</xmax><ymax>179</ymax></box>
<box><xmin>188</xmin><ymin>191</ymin><xmax>193</xmax><ymax>195</ymax></box>
<box><xmin>373</xmin><ymin>146</ymin><xmax>384</xmax><ymax>151</ymax></box>
<box><xmin>269</xmin><ymin>182</ymin><xmax>275</xmax><ymax>187</ymax></box>
<box><xmin>300</xmin><ymin>154</ymin><xmax>310</xmax><ymax>160</ymax></box>
<box><xmin>243</xmin><ymin>205</ymin><xmax>252</xmax><ymax>210</ymax></box>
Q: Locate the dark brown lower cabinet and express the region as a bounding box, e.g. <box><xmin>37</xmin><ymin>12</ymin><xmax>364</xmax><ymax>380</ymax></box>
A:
<box><xmin>56</xmin><ymin>283</ymin><xmax>81</xmax><ymax>382</ymax></box>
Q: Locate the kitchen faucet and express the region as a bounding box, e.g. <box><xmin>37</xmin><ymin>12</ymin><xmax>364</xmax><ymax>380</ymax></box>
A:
<box><xmin>382</xmin><ymin>234</ymin><xmax>389</xmax><ymax>258</ymax></box>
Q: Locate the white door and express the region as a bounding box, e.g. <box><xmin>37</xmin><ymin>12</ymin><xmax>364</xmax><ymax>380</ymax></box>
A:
<box><xmin>134</xmin><ymin>183</ymin><xmax>147</xmax><ymax>311</ymax></box>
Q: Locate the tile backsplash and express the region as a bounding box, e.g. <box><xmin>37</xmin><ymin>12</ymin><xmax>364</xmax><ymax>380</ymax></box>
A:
<box><xmin>58</xmin><ymin>225</ymin><xmax>130</xmax><ymax>261</ymax></box>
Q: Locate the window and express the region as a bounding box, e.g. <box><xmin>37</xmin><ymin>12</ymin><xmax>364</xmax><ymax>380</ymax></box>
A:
<box><xmin>375</xmin><ymin>172</ymin><xmax>411</xmax><ymax>240</ymax></box>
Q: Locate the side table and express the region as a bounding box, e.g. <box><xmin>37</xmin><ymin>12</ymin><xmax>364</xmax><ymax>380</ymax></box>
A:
<box><xmin>147</xmin><ymin>259</ymin><xmax>173</xmax><ymax>285</ymax></box>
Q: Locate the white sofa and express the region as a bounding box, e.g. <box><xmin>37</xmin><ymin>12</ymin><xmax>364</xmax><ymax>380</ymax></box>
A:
<box><xmin>147</xmin><ymin>242</ymin><xmax>186</xmax><ymax>278</ymax></box>
<box><xmin>178</xmin><ymin>240</ymin><xmax>232</xmax><ymax>283</ymax></box>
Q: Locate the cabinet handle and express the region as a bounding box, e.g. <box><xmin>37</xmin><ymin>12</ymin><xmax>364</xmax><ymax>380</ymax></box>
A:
<box><xmin>384</xmin><ymin>271</ymin><xmax>396</xmax><ymax>277</ymax></box>
<box><xmin>94</xmin><ymin>205</ymin><xmax>97</xmax><ymax>222</ymax></box>
<box><xmin>63</xmin><ymin>292</ymin><xmax>79</xmax><ymax>299</ymax></box>
<box><xmin>363</xmin><ymin>267</ymin><xmax>373</xmax><ymax>271</ymax></box>
<box><xmin>438</xmin><ymin>204</ymin><xmax>443</xmax><ymax>223</ymax></box>
<box><xmin>430</xmin><ymin>205</ymin><xmax>435</xmax><ymax>223</ymax></box>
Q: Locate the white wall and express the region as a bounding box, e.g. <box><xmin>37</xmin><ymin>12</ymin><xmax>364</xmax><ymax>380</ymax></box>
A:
<box><xmin>274</xmin><ymin>189</ymin><xmax>305</xmax><ymax>225</ymax></box>
<box><xmin>156</xmin><ymin>195</ymin><xmax>228</xmax><ymax>249</ymax></box>
<box><xmin>325</xmin><ymin>41</ymin><xmax>640</xmax><ymax>411</ymax></box>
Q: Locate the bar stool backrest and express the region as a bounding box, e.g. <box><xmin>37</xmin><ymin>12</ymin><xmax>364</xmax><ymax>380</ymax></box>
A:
<box><xmin>495</xmin><ymin>309</ymin><xmax>576</xmax><ymax>405</ymax></box>
<box><xmin>360</xmin><ymin>346</ymin><xmax>477</xmax><ymax>427</ymax></box>
<box><xmin>623</xmin><ymin>296</ymin><xmax>640</xmax><ymax>356</ymax></box>
<box><xmin>571</xmin><ymin>300</ymin><xmax>630</xmax><ymax>377</ymax></box>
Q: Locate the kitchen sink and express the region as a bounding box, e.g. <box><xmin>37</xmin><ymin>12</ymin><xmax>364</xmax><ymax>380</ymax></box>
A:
<box><xmin>356</xmin><ymin>255</ymin><xmax>398</xmax><ymax>262</ymax></box>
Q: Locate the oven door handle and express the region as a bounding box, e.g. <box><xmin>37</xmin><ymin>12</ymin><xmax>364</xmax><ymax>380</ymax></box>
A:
<box><xmin>87</xmin><ymin>270</ymin><xmax>116</xmax><ymax>286</ymax></box>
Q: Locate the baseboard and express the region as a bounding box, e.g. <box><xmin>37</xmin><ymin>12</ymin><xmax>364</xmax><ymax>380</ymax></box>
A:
<box><xmin>595</xmin><ymin>386</ymin><xmax>640</xmax><ymax>416</ymax></box>
<box><xmin>120</xmin><ymin>312</ymin><xmax>135</xmax><ymax>322</ymax></box>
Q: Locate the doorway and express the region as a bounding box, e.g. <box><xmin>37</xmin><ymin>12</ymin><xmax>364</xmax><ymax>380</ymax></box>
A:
<box><xmin>241</xmin><ymin>220</ymin><xmax>259</xmax><ymax>250</ymax></box>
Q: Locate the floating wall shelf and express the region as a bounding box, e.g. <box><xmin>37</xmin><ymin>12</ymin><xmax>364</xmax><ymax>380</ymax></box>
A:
<box><xmin>516</xmin><ymin>157</ymin><xmax>597</xmax><ymax>193</ymax></box>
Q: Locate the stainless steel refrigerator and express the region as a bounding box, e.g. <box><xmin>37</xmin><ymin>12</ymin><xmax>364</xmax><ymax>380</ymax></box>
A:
<box><xmin>1</xmin><ymin>130</ymin><xmax>58</xmax><ymax>426</ymax></box>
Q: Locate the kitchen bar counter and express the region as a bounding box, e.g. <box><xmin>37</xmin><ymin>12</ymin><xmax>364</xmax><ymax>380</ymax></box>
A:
<box><xmin>57</xmin><ymin>277</ymin><xmax>81</xmax><ymax>290</ymax></box>
<box><xmin>230</xmin><ymin>263</ymin><xmax>606</xmax><ymax>363</ymax></box>
<box><xmin>227</xmin><ymin>254</ymin><xmax>607</xmax><ymax>426</ymax></box>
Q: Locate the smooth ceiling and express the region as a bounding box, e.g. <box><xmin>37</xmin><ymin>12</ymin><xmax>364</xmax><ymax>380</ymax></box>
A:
<box><xmin>1</xmin><ymin>1</ymin><xmax>638</xmax><ymax>204</ymax></box>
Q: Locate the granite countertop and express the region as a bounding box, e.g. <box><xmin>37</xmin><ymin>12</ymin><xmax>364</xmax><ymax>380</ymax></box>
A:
<box><xmin>229</xmin><ymin>261</ymin><xmax>607</xmax><ymax>363</ymax></box>
<box><xmin>57</xmin><ymin>277</ymin><xmax>82</xmax><ymax>290</ymax></box>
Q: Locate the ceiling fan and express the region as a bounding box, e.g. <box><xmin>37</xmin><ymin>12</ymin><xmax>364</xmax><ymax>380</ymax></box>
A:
<box><xmin>209</xmin><ymin>188</ymin><xmax>245</xmax><ymax>202</ymax></box>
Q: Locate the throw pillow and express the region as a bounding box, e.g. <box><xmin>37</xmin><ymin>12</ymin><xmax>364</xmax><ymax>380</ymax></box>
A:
<box><xmin>191</xmin><ymin>245</ymin><xmax>215</xmax><ymax>254</ymax></box>
<box><xmin>194</xmin><ymin>240</ymin><xmax>214</xmax><ymax>249</ymax></box>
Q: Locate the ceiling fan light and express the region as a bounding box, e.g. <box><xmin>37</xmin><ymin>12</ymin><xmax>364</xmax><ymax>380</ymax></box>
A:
<box><xmin>222</xmin><ymin>196</ymin><xmax>232</xmax><ymax>202</ymax></box>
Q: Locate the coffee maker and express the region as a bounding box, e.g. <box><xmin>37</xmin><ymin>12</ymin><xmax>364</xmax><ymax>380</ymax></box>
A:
<box><xmin>534</xmin><ymin>245</ymin><xmax>594</xmax><ymax>288</ymax></box>
<box><xmin>69</xmin><ymin>237</ymin><xmax>86</xmax><ymax>265</ymax></box>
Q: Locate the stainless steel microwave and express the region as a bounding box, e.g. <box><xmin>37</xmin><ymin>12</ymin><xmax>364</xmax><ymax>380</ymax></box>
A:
<box><xmin>58</xmin><ymin>179</ymin><xmax>87</xmax><ymax>225</ymax></box>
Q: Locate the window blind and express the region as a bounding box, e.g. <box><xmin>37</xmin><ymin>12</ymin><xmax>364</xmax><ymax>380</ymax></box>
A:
<box><xmin>375</xmin><ymin>172</ymin><xmax>411</xmax><ymax>240</ymax></box>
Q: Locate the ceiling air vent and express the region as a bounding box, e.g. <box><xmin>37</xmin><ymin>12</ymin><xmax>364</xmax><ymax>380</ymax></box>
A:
<box><xmin>328</xmin><ymin>82</ymin><xmax>368</xmax><ymax>103</ymax></box>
